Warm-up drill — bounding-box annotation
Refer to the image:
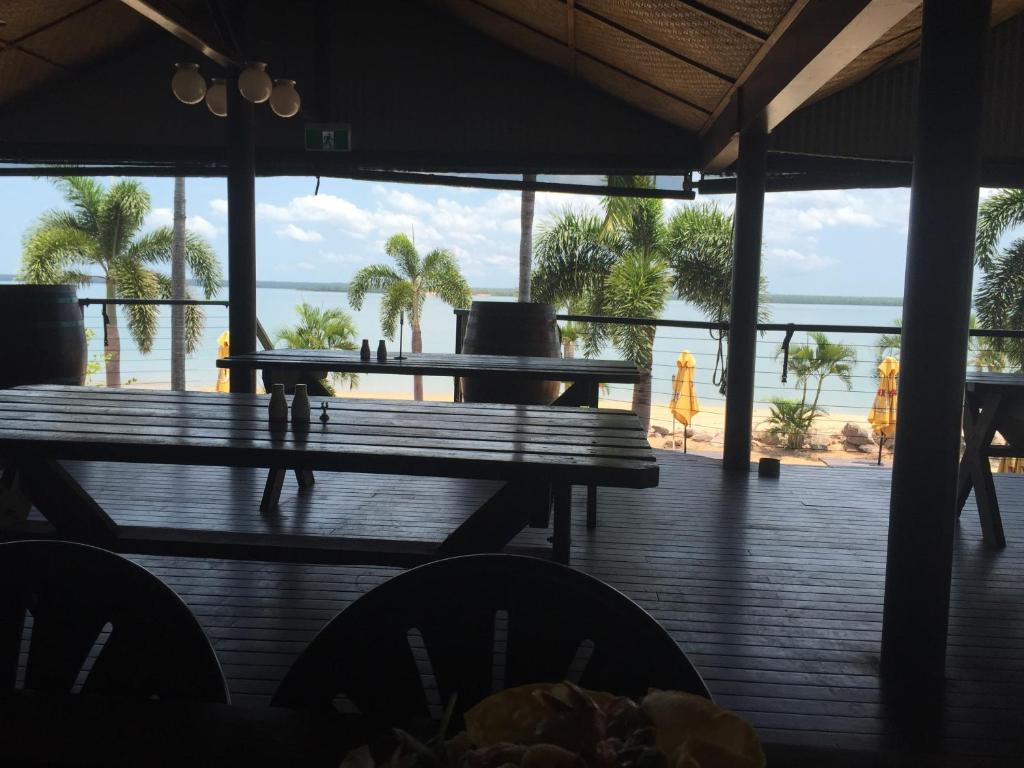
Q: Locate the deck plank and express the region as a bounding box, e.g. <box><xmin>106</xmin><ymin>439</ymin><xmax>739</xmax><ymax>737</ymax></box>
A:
<box><xmin>12</xmin><ymin>452</ymin><xmax>1024</xmax><ymax>761</ymax></box>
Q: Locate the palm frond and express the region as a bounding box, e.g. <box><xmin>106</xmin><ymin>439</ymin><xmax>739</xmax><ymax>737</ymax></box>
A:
<box><xmin>976</xmin><ymin>189</ymin><xmax>1024</xmax><ymax>270</ymax></box>
<box><xmin>109</xmin><ymin>260</ymin><xmax>161</xmax><ymax>353</ymax></box>
<box><xmin>976</xmin><ymin>237</ymin><xmax>1024</xmax><ymax>369</ymax></box>
<box><xmin>50</xmin><ymin>177</ymin><xmax>103</xmax><ymax>238</ymax></box>
<box><xmin>98</xmin><ymin>179</ymin><xmax>151</xmax><ymax>260</ymax></box>
<box><xmin>602</xmin><ymin>252</ymin><xmax>671</xmax><ymax>367</ymax></box>
<box><xmin>531</xmin><ymin>206</ymin><xmax>614</xmax><ymax>305</ymax></box>
<box><xmin>184</xmin><ymin>232</ymin><xmax>223</xmax><ymax>297</ymax></box>
<box><xmin>421</xmin><ymin>249</ymin><xmax>471</xmax><ymax>310</ymax></box>
<box><xmin>665</xmin><ymin>202</ymin><xmax>770</xmax><ymax>324</ymax></box>
<box><xmin>380</xmin><ymin>281</ymin><xmax>415</xmax><ymax>340</ymax></box>
<box><xmin>384</xmin><ymin>233</ymin><xmax>420</xmax><ymax>279</ymax></box>
<box><xmin>19</xmin><ymin>221</ymin><xmax>98</xmax><ymax>284</ymax></box>
<box><xmin>276</xmin><ymin>302</ymin><xmax>360</xmax><ymax>351</ymax></box>
<box><xmin>126</xmin><ymin>228</ymin><xmax>173</xmax><ymax>265</ymax></box>
<box><xmin>347</xmin><ymin>264</ymin><xmax>402</xmax><ymax>310</ymax></box>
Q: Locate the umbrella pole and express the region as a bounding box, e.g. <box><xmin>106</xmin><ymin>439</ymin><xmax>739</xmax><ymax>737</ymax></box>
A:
<box><xmin>684</xmin><ymin>426</ymin><xmax>688</xmax><ymax>454</ymax></box>
<box><xmin>878</xmin><ymin>435</ymin><xmax>884</xmax><ymax>466</ymax></box>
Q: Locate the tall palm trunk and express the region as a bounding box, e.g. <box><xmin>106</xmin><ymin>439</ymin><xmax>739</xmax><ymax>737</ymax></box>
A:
<box><xmin>632</xmin><ymin>365</ymin><xmax>652</xmax><ymax>431</ymax></box>
<box><xmin>104</xmin><ymin>277</ymin><xmax>121</xmax><ymax>388</ymax></box>
<box><xmin>171</xmin><ymin>177</ymin><xmax>187</xmax><ymax>391</ymax></box>
<box><xmin>412</xmin><ymin>319</ymin><xmax>423</xmax><ymax>401</ymax></box>
<box><xmin>518</xmin><ymin>174</ymin><xmax>536</xmax><ymax>302</ymax></box>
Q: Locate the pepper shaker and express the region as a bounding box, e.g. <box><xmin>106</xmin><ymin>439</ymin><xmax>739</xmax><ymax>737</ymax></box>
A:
<box><xmin>377</xmin><ymin>340</ymin><xmax>388</xmax><ymax>361</ymax></box>
<box><xmin>291</xmin><ymin>384</ymin><xmax>310</xmax><ymax>427</ymax></box>
<box><xmin>269</xmin><ymin>383</ymin><xmax>288</xmax><ymax>424</ymax></box>
<box><xmin>360</xmin><ymin>339</ymin><xmax>371</xmax><ymax>361</ymax></box>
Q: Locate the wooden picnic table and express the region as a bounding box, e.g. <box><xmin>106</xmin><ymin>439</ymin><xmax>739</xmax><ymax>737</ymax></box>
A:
<box><xmin>219</xmin><ymin>349</ymin><xmax>643</xmax><ymax>525</ymax></box>
<box><xmin>217</xmin><ymin>349</ymin><xmax>641</xmax><ymax>405</ymax></box>
<box><xmin>0</xmin><ymin>385</ymin><xmax>657</xmax><ymax>565</ymax></box>
<box><xmin>956</xmin><ymin>372</ymin><xmax>1024</xmax><ymax>548</ymax></box>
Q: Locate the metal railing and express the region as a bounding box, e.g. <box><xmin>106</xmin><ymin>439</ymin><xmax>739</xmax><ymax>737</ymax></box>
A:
<box><xmin>453</xmin><ymin>307</ymin><xmax>1024</xmax><ymax>465</ymax></box>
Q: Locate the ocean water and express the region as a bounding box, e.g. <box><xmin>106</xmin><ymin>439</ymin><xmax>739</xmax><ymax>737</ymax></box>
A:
<box><xmin>71</xmin><ymin>286</ymin><xmax>903</xmax><ymax>426</ymax></box>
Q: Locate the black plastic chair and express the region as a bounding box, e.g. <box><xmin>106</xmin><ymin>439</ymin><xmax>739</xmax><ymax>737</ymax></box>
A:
<box><xmin>0</xmin><ymin>540</ymin><xmax>229</xmax><ymax>703</ymax></box>
<box><xmin>272</xmin><ymin>554</ymin><xmax>709</xmax><ymax>726</ymax></box>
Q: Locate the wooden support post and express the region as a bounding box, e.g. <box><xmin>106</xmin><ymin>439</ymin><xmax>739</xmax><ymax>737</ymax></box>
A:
<box><xmin>227</xmin><ymin>78</ymin><xmax>257</xmax><ymax>394</ymax></box>
<box><xmin>722</xmin><ymin>117</ymin><xmax>767</xmax><ymax>471</ymax></box>
<box><xmin>880</xmin><ymin>0</ymin><xmax>991</xmax><ymax>681</ymax></box>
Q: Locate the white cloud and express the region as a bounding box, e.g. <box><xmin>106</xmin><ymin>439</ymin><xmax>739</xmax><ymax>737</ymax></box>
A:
<box><xmin>320</xmin><ymin>251</ymin><xmax>367</xmax><ymax>264</ymax></box>
<box><xmin>765</xmin><ymin>247</ymin><xmax>837</xmax><ymax>271</ymax></box>
<box><xmin>276</xmin><ymin>223</ymin><xmax>323</xmax><ymax>243</ymax></box>
<box><xmin>209</xmin><ymin>199</ymin><xmax>228</xmax><ymax>217</ymax></box>
<box><xmin>147</xmin><ymin>208</ymin><xmax>219</xmax><ymax>240</ymax></box>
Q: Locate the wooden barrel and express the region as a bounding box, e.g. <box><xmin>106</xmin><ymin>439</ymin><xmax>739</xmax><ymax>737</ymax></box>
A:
<box><xmin>0</xmin><ymin>285</ymin><xmax>87</xmax><ymax>389</ymax></box>
<box><xmin>461</xmin><ymin>301</ymin><xmax>560</xmax><ymax>404</ymax></box>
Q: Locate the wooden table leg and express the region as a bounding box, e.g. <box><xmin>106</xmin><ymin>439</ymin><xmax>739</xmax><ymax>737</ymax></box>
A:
<box><xmin>14</xmin><ymin>458</ymin><xmax>119</xmax><ymax>546</ymax></box>
<box><xmin>261</xmin><ymin>469</ymin><xmax>286</xmax><ymax>515</ymax></box>
<box><xmin>553</xmin><ymin>381</ymin><xmax>602</xmax><ymax>530</ymax></box>
<box><xmin>957</xmin><ymin>391</ymin><xmax>1006</xmax><ymax>547</ymax></box>
<box><xmin>437</xmin><ymin>481</ymin><xmax>538</xmax><ymax>556</ymax></box>
<box><xmin>294</xmin><ymin>470</ymin><xmax>315</xmax><ymax>492</ymax></box>
<box><xmin>552</xmin><ymin>484</ymin><xmax>572</xmax><ymax>564</ymax></box>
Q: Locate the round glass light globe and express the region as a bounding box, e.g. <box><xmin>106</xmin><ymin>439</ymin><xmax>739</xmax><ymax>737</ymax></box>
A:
<box><xmin>238</xmin><ymin>62</ymin><xmax>272</xmax><ymax>104</ymax></box>
<box><xmin>171</xmin><ymin>63</ymin><xmax>206</xmax><ymax>105</ymax></box>
<box><xmin>205</xmin><ymin>78</ymin><xmax>227</xmax><ymax>117</ymax></box>
<box><xmin>269</xmin><ymin>79</ymin><xmax>301</xmax><ymax>118</ymax></box>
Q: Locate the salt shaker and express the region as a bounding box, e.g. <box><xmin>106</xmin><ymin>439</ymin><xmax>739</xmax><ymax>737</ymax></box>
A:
<box><xmin>377</xmin><ymin>340</ymin><xmax>387</xmax><ymax>361</ymax></box>
<box><xmin>360</xmin><ymin>339</ymin><xmax>371</xmax><ymax>361</ymax></box>
<box><xmin>269</xmin><ymin>383</ymin><xmax>288</xmax><ymax>424</ymax></box>
<box><xmin>291</xmin><ymin>384</ymin><xmax>310</xmax><ymax>427</ymax></box>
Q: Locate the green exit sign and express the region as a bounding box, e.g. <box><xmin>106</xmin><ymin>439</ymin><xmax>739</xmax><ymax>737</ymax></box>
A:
<box><xmin>304</xmin><ymin>124</ymin><xmax>351</xmax><ymax>152</ymax></box>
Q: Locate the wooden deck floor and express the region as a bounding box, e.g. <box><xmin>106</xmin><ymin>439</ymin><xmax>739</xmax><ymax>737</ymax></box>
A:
<box><xmin>47</xmin><ymin>454</ymin><xmax>1024</xmax><ymax>762</ymax></box>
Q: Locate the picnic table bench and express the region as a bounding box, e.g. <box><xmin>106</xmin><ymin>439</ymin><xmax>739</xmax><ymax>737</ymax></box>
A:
<box><xmin>0</xmin><ymin>385</ymin><xmax>657</xmax><ymax>565</ymax></box>
<box><xmin>218</xmin><ymin>350</ymin><xmax>642</xmax><ymax>525</ymax></box>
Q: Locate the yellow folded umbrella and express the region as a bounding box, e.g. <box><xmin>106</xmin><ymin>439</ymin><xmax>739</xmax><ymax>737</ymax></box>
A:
<box><xmin>868</xmin><ymin>356</ymin><xmax>899</xmax><ymax>438</ymax></box>
<box><xmin>868</xmin><ymin>356</ymin><xmax>898</xmax><ymax>464</ymax></box>
<box><xmin>216</xmin><ymin>330</ymin><xmax>231</xmax><ymax>393</ymax></box>
<box><xmin>670</xmin><ymin>351</ymin><xmax>699</xmax><ymax>452</ymax></box>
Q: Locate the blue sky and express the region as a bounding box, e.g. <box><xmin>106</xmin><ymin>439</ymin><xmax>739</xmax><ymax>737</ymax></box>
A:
<box><xmin>0</xmin><ymin>175</ymin><xmax>984</xmax><ymax>296</ymax></box>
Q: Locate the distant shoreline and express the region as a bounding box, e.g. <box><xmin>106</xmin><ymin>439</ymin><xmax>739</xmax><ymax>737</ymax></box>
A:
<box><xmin>0</xmin><ymin>274</ymin><xmax>903</xmax><ymax>306</ymax></box>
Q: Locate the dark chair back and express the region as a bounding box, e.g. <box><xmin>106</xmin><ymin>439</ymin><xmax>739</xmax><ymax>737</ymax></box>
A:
<box><xmin>0</xmin><ymin>540</ymin><xmax>228</xmax><ymax>703</ymax></box>
<box><xmin>272</xmin><ymin>555</ymin><xmax>708</xmax><ymax>726</ymax></box>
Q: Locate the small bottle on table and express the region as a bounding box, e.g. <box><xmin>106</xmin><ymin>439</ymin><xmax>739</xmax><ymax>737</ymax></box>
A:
<box><xmin>291</xmin><ymin>384</ymin><xmax>310</xmax><ymax>428</ymax></box>
<box><xmin>269</xmin><ymin>384</ymin><xmax>288</xmax><ymax>425</ymax></box>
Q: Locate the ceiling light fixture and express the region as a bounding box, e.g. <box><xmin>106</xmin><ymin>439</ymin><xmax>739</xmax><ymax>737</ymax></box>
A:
<box><xmin>171</xmin><ymin>62</ymin><xmax>206</xmax><ymax>104</ymax></box>
<box><xmin>205</xmin><ymin>78</ymin><xmax>227</xmax><ymax>117</ymax></box>
<box><xmin>238</xmin><ymin>61</ymin><xmax>272</xmax><ymax>104</ymax></box>
<box><xmin>269</xmin><ymin>79</ymin><xmax>301</xmax><ymax>118</ymax></box>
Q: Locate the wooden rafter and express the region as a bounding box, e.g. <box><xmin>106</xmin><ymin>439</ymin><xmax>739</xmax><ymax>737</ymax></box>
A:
<box><xmin>574</xmin><ymin>1</ymin><xmax>735</xmax><ymax>84</ymax></box>
<box><xmin>699</xmin><ymin>0</ymin><xmax>920</xmax><ymax>170</ymax></box>
<box><xmin>675</xmin><ymin>0</ymin><xmax>769</xmax><ymax>43</ymax></box>
<box><xmin>119</xmin><ymin>0</ymin><xmax>238</xmax><ymax>69</ymax></box>
<box><xmin>463</xmin><ymin>0</ymin><xmax>712</xmax><ymax>116</ymax></box>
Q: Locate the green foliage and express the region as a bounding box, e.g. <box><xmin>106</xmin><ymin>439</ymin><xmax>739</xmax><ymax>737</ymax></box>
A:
<box><xmin>19</xmin><ymin>177</ymin><xmax>222</xmax><ymax>384</ymax></box>
<box><xmin>764</xmin><ymin>397</ymin><xmax>817</xmax><ymax>450</ymax></box>
<box><xmin>778</xmin><ymin>332</ymin><xmax>856</xmax><ymax>418</ymax></box>
<box><xmin>531</xmin><ymin>180</ymin><xmax>772</xmax><ymax>428</ymax></box>
<box><xmin>276</xmin><ymin>302</ymin><xmax>360</xmax><ymax>393</ymax></box>
<box><xmin>976</xmin><ymin>238</ymin><xmax>1024</xmax><ymax>369</ymax></box>
<box><xmin>348</xmin><ymin>233</ymin><xmax>471</xmax><ymax>339</ymax></box>
<box><xmin>973</xmin><ymin>189</ymin><xmax>1024</xmax><ymax>370</ymax></box>
<box><xmin>665</xmin><ymin>203</ymin><xmax>770</xmax><ymax>323</ymax></box>
<box><xmin>976</xmin><ymin>189</ymin><xmax>1024</xmax><ymax>270</ymax></box>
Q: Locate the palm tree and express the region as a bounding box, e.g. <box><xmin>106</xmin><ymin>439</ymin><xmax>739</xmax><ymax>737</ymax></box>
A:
<box><xmin>974</xmin><ymin>189</ymin><xmax>1024</xmax><ymax>369</ymax></box>
<box><xmin>347</xmin><ymin>232</ymin><xmax>471</xmax><ymax>401</ymax></box>
<box><xmin>665</xmin><ymin>202</ymin><xmax>770</xmax><ymax>323</ymax></box>
<box><xmin>533</xmin><ymin>185</ymin><xmax>766</xmax><ymax>430</ymax></box>
<box><xmin>276</xmin><ymin>302</ymin><xmax>360</xmax><ymax>394</ymax></box>
<box><xmin>519</xmin><ymin>175</ymin><xmax>536</xmax><ymax>302</ymax></box>
<box><xmin>803</xmin><ymin>332</ymin><xmax>856</xmax><ymax>416</ymax></box>
<box><xmin>19</xmin><ymin>177</ymin><xmax>221</xmax><ymax>388</ymax></box>
<box><xmin>533</xmin><ymin>193</ymin><xmax>670</xmax><ymax>428</ymax></box>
